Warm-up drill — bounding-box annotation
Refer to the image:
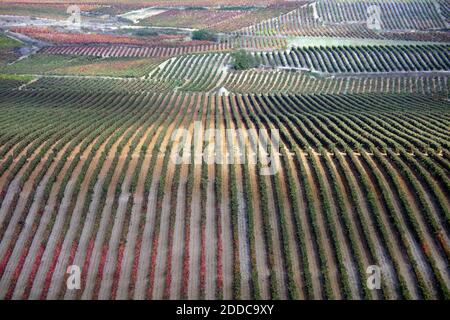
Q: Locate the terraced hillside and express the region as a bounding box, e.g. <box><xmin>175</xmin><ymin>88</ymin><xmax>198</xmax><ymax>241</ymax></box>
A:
<box><xmin>0</xmin><ymin>86</ymin><xmax>449</xmax><ymax>300</ymax></box>
<box><xmin>257</xmin><ymin>45</ymin><xmax>450</xmax><ymax>73</ymax></box>
<box><xmin>0</xmin><ymin>0</ymin><xmax>449</xmax><ymax>301</ymax></box>
<box><xmin>233</xmin><ymin>0</ymin><xmax>449</xmax><ymax>41</ymax></box>
<box><xmin>10</xmin><ymin>72</ymin><xmax>448</xmax><ymax>96</ymax></box>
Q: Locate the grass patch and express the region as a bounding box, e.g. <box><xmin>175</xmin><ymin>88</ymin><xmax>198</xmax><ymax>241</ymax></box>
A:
<box><xmin>0</xmin><ymin>53</ymin><xmax>164</xmax><ymax>77</ymax></box>
<box><xmin>0</xmin><ymin>34</ymin><xmax>21</xmax><ymax>49</ymax></box>
<box><xmin>0</xmin><ymin>73</ymin><xmax>35</xmax><ymax>82</ymax></box>
<box><xmin>53</xmin><ymin>57</ymin><xmax>164</xmax><ymax>77</ymax></box>
<box><xmin>0</xmin><ymin>4</ymin><xmax>79</xmax><ymax>20</ymax></box>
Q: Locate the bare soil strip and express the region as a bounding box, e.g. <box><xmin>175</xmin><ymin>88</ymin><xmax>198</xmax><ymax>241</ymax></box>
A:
<box><xmin>152</xmin><ymin>95</ymin><xmax>194</xmax><ymax>299</ymax></box>
<box><xmin>188</xmin><ymin>95</ymin><xmax>208</xmax><ymax>299</ymax></box>
<box><xmin>50</xmin><ymin>117</ymin><xmax>144</xmax><ymax>299</ymax></box>
<box><xmin>97</xmin><ymin>101</ymin><xmax>168</xmax><ymax>300</ymax></box>
<box><xmin>205</xmin><ymin>96</ymin><xmax>217</xmax><ymax>300</ymax></box>
<box><xmin>0</xmin><ymin>142</ymin><xmax>71</xmax><ymax>298</ymax></box>
<box><xmin>237</xmin><ymin>96</ymin><xmax>270</xmax><ymax>299</ymax></box>
<box><xmin>327</xmin><ymin>154</ymin><xmax>381</xmax><ymax>300</ymax></box>
<box><xmin>301</xmin><ymin>152</ymin><xmax>342</xmax><ymax>299</ymax></box>
<box><xmin>225</xmin><ymin>97</ymin><xmax>251</xmax><ymax>299</ymax></box>
<box><xmin>244</xmin><ymin>97</ymin><xmax>288</xmax><ymax>299</ymax></box>
<box><xmin>217</xmin><ymin>97</ymin><xmax>233</xmax><ymax>300</ymax></box>
<box><xmin>64</xmin><ymin>132</ymin><xmax>127</xmax><ymax>300</ymax></box>
<box><xmin>314</xmin><ymin>153</ymin><xmax>360</xmax><ymax>299</ymax></box>
<box><xmin>287</xmin><ymin>152</ymin><xmax>323</xmax><ymax>299</ymax></box>
<box><xmin>350</xmin><ymin>154</ymin><xmax>420</xmax><ymax>298</ymax></box>
<box><xmin>29</xmin><ymin>136</ymin><xmax>102</xmax><ymax>299</ymax></box>
<box><xmin>367</xmin><ymin>155</ymin><xmax>450</xmax><ymax>293</ymax></box>
<box><xmin>169</xmin><ymin>98</ymin><xmax>198</xmax><ymax>299</ymax></box>
<box><xmin>83</xmin><ymin>95</ymin><xmax>178</xmax><ymax>299</ymax></box>
<box><xmin>131</xmin><ymin>94</ymin><xmax>180</xmax><ymax>299</ymax></box>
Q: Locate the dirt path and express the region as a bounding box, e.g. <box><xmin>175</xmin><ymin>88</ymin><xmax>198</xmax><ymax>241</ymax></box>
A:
<box><xmin>113</xmin><ymin>96</ymin><xmax>167</xmax><ymax>300</ymax></box>
<box><xmin>169</xmin><ymin>97</ymin><xmax>198</xmax><ymax>299</ymax></box>
<box><xmin>287</xmin><ymin>151</ymin><xmax>323</xmax><ymax>299</ymax></box>
<box><xmin>350</xmin><ymin>154</ymin><xmax>419</xmax><ymax>299</ymax></box>
<box><xmin>224</xmin><ymin>97</ymin><xmax>251</xmax><ymax>299</ymax></box>
<box><xmin>327</xmin><ymin>154</ymin><xmax>381</xmax><ymax>300</ymax></box>
<box><xmin>151</xmin><ymin>164</ymin><xmax>176</xmax><ymax>299</ymax></box>
<box><xmin>205</xmin><ymin>159</ymin><xmax>217</xmax><ymax>299</ymax></box>
<box><xmin>217</xmin><ymin>97</ymin><xmax>233</xmax><ymax>300</ymax></box>
<box><xmin>49</xmin><ymin>130</ymin><xmax>125</xmax><ymax>299</ymax></box>
<box><xmin>188</xmin><ymin>95</ymin><xmax>207</xmax><ymax>299</ymax></box>
<box><xmin>313</xmin><ymin>153</ymin><xmax>360</xmax><ymax>299</ymax></box>
<box><xmin>243</xmin><ymin>97</ymin><xmax>287</xmax><ymax>299</ymax></box>
<box><xmin>168</xmin><ymin>164</ymin><xmax>188</xmax><ymax>299</ymax></box>
<box><xmin>274</xmin><ymin>153</ymin><xmax>304</xmax><ymax>299</ymax></box>
<box><xmin>80</xmin><ymin>132</ymin><xmax>139</xmax><ymax>299</ymax></box>
<box><xmin>28</xmin><ymin>135</ymin><xmax>101</xmax><ymax>299</ymax></box>
<box><xmin>97</xmin><ymin>105</ymin><xmax>164</xmax><ymax>300</ymax></box>
<box><xmin>366</xmin><ymin>154</ymin><xmax>449</xmax><ymax>295</ymax></box>
<box><xmin>132</xmin><ymin>95</ymin><xmax>179</xmax><ymax>300</ymax></box>
<box><xmin>205</xmin><ymin>97</ymin><xmax>217</xmax><ymax>300</ymax></box>
<box><xmin>261</xmin><ymin>161</ymin><xmax>288</xmax><ymax>299</ymax></box>
<box><xmin>132</xmin><ymin>172</ymin><xmax>159</xmax><ymax>299</ymax></box>
<box><xmin>238</xmin><ymin>96</ymin><xmax>270</xmax><ymax>299</ymax></box>
<box><xmin>152</xmin><ymin>95</ymin><xmax>192</xmax><ymax>299</ymax></box>
<box><xmin>0</xmin><ymin>141</ymin><xmax>71</xmax><ymax>298</ymax></box>
<box><xmin>301</xmin><ymin>152</ymin><xmax>341</xmax><ymax>299</ymax></box>
<box><xmin>247</xmin><ymin>151</ymin><xmax>270</xmax><ymax>299</ymax></box>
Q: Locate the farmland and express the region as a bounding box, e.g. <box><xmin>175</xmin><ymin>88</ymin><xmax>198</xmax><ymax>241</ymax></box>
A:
<box><xmin>0</xmin><ymin>0</ymin><xmax>449</xmax><ymax>301</ymax></box>
<box><xmin>136</xmin><ymin>4</ymin><xmax>301</xmax><ymax>31</ymax></box>
<box><xmin>0</xmin><ymin>33</ymin><xmax>22</xmax><ymax>66</ymax></box>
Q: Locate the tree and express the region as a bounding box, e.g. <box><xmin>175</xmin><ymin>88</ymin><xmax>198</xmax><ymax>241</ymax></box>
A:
<box><xmin>191</xmin><ymin>29</ymin><xmax>216</xmax><ymax>41</ymax></box>
<box><xmin>231</xmin><ymin>50</ymin><xmax>258</xmax><ymax>70</ymax></box>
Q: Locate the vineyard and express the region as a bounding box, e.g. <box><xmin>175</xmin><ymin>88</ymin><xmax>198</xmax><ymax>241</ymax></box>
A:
<box><xmin>256</xmin><ymin>45</ymin><xmax>450</xmax><ymax>73</ymax></box>
<box><xmin>8</xmin><ymin>67</ymin><xmax>448</xmax><ymax>96</ymax></box>
<box><xmin>233</xmin><ymin>0</ymin><xmax>449</xmax><ymax>42</ymax></box>
<box><xmin>39</xmin><ymin>43</ymin><xmax>234</xmax><ymax>58</ymax></box>
<box><xmin>315</xmin><ymin>0</ymin><xmax>447</xmax><ymax>30</ymax></box>
<box><xmin>0</xmin><ymin>88</ymin><xmax>449</xmax><ymax>300</ymax></box>
<box><xmin>0</xmin><ymin>0</ymin><xmax>449</xmax><ymax>301</ymax></box>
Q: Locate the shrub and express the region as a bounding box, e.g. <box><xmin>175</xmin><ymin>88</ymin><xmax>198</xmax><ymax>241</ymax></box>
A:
<box><xmin>192</xmin><ymin>29</ymin><xmax>216</xmax><ymax>41</ymax></box>
<box><xmin>231</xmin><ymin>50</ymin><xmax>258</xmax><ymax>70</ymax></box>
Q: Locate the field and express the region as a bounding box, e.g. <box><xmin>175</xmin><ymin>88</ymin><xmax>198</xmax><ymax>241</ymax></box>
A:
<box><xmin>136</xmin><ymin>4</ymin><xmax>301</xmax><ymax>31</ymax></box>
<box><xmin>0</xmin><ymin>54</ymin><xmax>164</xmax><ymax>77</ymax></box>
<box><xmin>3</xmin><ymin>0</ymin><xmax>282</xmax><ymax>5</ymax></box>
<box><xmin>0</xmin><ymin>34</ymin><xmax>22</xmax><ymax>66</ymax></box>
<box><xmin>0</xmin><ymin>0</ymin><xmax>449</xmax><ymax>301</ymax></box>
<box><xmin>0</xmin><ymin>4</ymin><xmax>100</xmax><ymax>20</ymax></box>
<box><xmin>0</xmin><ymin>88</ymin><xmax>449</xmax><ymax>300</ymax></box>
